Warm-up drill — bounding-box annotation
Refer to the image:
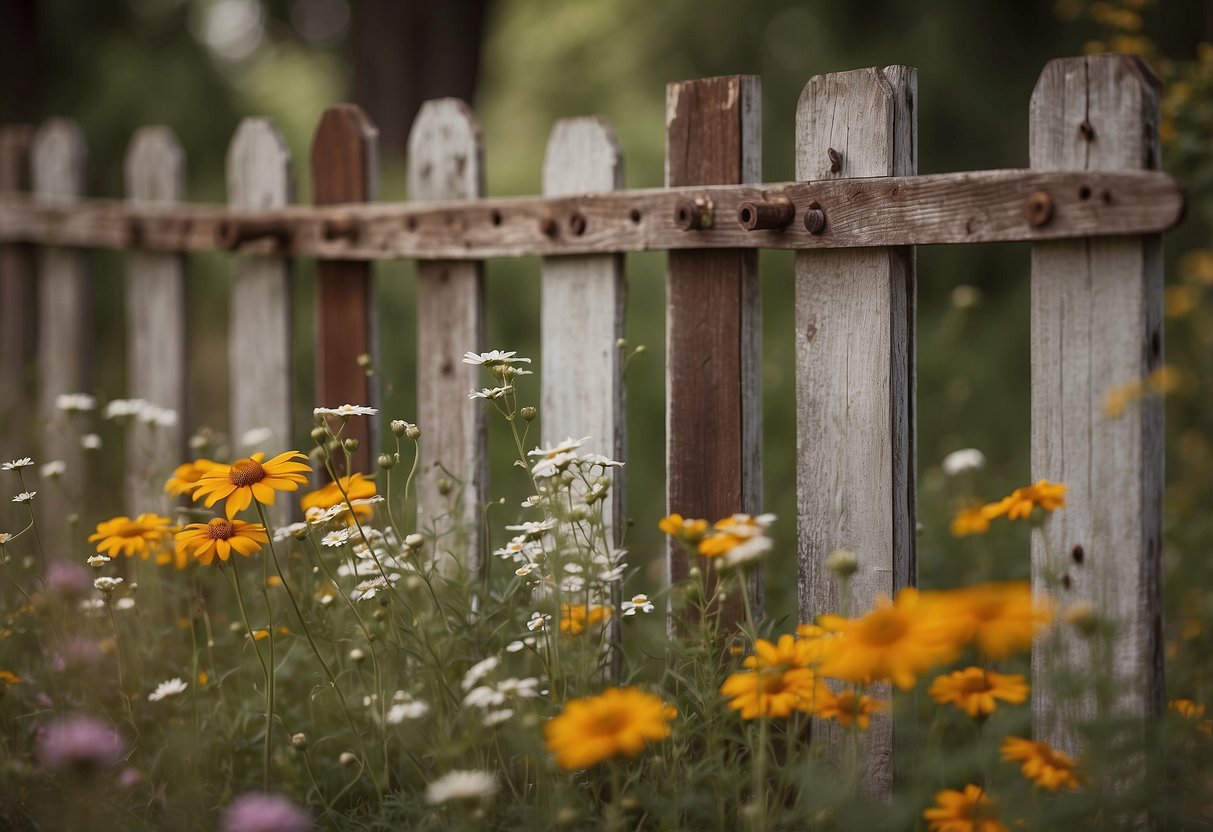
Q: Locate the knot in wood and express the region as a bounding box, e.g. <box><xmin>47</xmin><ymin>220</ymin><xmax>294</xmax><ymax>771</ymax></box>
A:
<box><xmin>1023</xmin><ymin>191</ymin><xmax>1054</xmax><ymax>227</ymax></box>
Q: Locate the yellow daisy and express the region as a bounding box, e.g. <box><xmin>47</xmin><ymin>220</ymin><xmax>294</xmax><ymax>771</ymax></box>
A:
<box><xmin>88</xmin><ymin>514</ymin><xmax>173</xmax><ymax>559</ymax></box>
<box><xmin>813</xmin><ymin>688</ymin><xmax>887</xmax><ymax>730</ymax></box>
<box><xmin>928</xmin><ymin>667</ymin><xmax>1029</xmax><ymax>719</ymax></box>
<box><xmin>300</xmin><ymin>472</ymin><xmax>377</xmax><ymax>524</ymax></box>
<box><xmin>942</xmin><ymin>581</ymin><xmax>1052</xmax><ymax>660</ymax></box>
<box><xmin>720</xmin><ymin>635</ymin><xmax>829</xmax><ymax>719</ymax></box>
<box><xmin>658</xmin><ymin>513</ymin><xmax>709</xmax><ymax>543</ymax></box>
<box><xmin>192</xmin><ymin>451</ymin><xmax>311</xmax><ymax>518</ymax></box>
<box><xmin>544</xmin><ymin>687</ymin><xmax>675</xmax><ymax>770</ymax></box>
<box><xmin>950</xmin><ymin>504</ymin><xmax>991</xmax><ymax>537</ymax></box>
<box><xmin>559</xmin><ymin>603</ymin><xmax>611</xmax><ymax>635</ymax></box>
<box><xmin>1000</xmin><ymin>736</ymin><xmax>1082</xmax><ymax>791</ymax></box>
<box><xmin>174</xmin><ymin>518</ymin><xmax>268</xmax><ymax>566</ymax></box>
<box><xmin>982</xmin><ymin>480</ymin><xmax>1067</xmax><ymax>522</ymax></box>
<box><xmin>923</xmin><ymin>784</ymin><xmax>1008</xmax><ymax>832</ymax></box>
<box><xmin>697</xmin><ymin>513</ymin><xmax>772</xmax><ymax>558</ymax></box>
<box><xmin>164</xmin><ymin>459</ymin><xmax>223</xmax><ymax>498</ymax></box>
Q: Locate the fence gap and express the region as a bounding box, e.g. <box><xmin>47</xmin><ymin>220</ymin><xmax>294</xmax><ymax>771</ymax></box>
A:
<box><xmin>32</xmin><ymin>118</ymin><xmax>89</xmax><ymax>548</ymax></box>
<box><xmin>0</xmin><ymin>125</ymin><xmax>33</xmax><ymax>457</ymax></box>
<box><xmin>794</xmin><ymin>66</ymin><xmax>917</xmax><ymax>796</ymax></box>
<box><xmin>123</xmin><ymin>127</ymin><xmax>187</xmax><ymax>514</ymax></box>
<box><xmin>227</xmin><ymin>118</ymin><xmax>295</xmax><ymax>522</ymax></box>
<box><xmin>540</xmin><ymin>117</ymin><xmax>626</xmax><ymax>534</ymax></box>
<box><xmin>311</xmin><ymin>104</ymin><xmax>378</xmax><ymax>476</ymax></box>
<box><xmin>664</xmin><ymin>75</ymin><xmax>763</xmax><ymax>628</ymax></box>
<box><xmin>1029</xmin><ymin>54</ymin><xmax>1164</xmax><ymax>758</ymax></box>
<box><xmin>407</xmin><ymin>99</ymin><xmax>487</xmax><ymax>571</ymax></box>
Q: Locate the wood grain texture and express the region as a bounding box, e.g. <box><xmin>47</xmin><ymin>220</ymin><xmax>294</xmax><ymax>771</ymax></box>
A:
<box><xmin>32</xmin><ymin>118</ymin><xmax>89</xmax><ymax>546</ymax></box>
<box><xmin>1029</xmin><ymin>55</ymin><xmax>1164</xmax><ymax>758</ymax></box>
<box><xmin>124</xmin><ymin>126</ymin><xmax>187</xmax><ymax>513</ymax></box>
<box><xmin>794</xmin><ymin>65</ymin><xmax>917</xmax><ymax>799</ymax></box>
<box><xmin>0</xmin><ymin>169</ymin><xmax>1183</xmax><ymax>258</ymax></box>
<box><xmin>228</xmin><ymin>118</ymin><xmax>294</xmax><ymax>505</ymax></box>
<box><xmin>311</xmin><ymin>105</ymin><xmax>377</xmax><ymax>475</ymax></box>
<box><xmin>0</xmin><ymin>126</ymin><xmax>33</xmax><ymax>458</ymax></box>
<box><xmin>407</xmin><ymin>99</ymin><xmax>486</xmax><ymax>571</ymax></box>
<box><xmin>665</xmin><ymin>76</ymin><xmax>762</xmax><ymax>628</ymax></box>
<box><xmin>541</xmin><ymin>117</ymin><xmax>625</xmax><ymax>534</ymax></box>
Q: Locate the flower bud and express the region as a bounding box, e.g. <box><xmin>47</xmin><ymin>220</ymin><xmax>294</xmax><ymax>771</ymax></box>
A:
<box><xmin>356</xmin><ymin>353</ymin><xmax>372</xmax><ymax>369</ymax></box>
<box><xmin>405</xmin><ymin>533</ymin><xmax>424</xmax><ymax>549</ymax></box>
<box><xmin>390</xmin><ymin>419</ymin><xmax>409</xmax><ymax>438</ymax></box>
<box><xmin>377</xmin><ymin>453</ymin><xmax>394</xmax><ymax>470</ymax></box>
<box><xmin>437</xmin><ymin>478</ymin><xmax>452</xmax><ymax>496</ymax></box>
<box><xmin>343</xmin><ymin>437</ymin><xmax>360</xmax><ymax>453</ymax></box>
<box><xmin>291</xmin><ymin>732</ymin><xmax>308</xmax><ymax>749</ymax></box>
<box><xmin>520</xmin><ymin>406</ymin><xmax>537</xmax><ymax>422</ymax></box>
<box><xmin>339</xmin><ymin>751</ymin><xmax>356</xmax><ymax>766</ymax></box>
<box><xmin>310</xmin><ymin>426</ymin><xmax>327</xmax><ymax>443</ymax></box>
<box><xmin>825</xmin><ymin>548</ymin><xmax>858</xmax><ymax>579</ymax></box>
<box><xmin>406</xmin><ymin>424</ymin><xmax>421</xmax><ymax>440</ymax></box>
<box><xmin>348</xmin><ymin>648</ymin><xmax>365</xmax><ymax>663</ymax></box>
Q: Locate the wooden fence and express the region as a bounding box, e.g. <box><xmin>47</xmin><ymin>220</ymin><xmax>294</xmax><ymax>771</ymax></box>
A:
<box><xmin>0</xmin><ymin>55</ymin><xmax>1183</xmax><ymax>794</ymax></box>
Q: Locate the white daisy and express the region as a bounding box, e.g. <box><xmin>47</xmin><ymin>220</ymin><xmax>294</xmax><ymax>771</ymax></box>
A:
<box><xmin>461</xmin><ymin>350</ymin><xmax>531</xmax><ymax>366</ymax></box>
<box><xmin>273</xmin><ymin>522</ymin><xmax>310</xmax><ymax>542</ymax></box>
<box><xmin>12</xmin><ymin>492</ymin><xmax>36</xmax><ymax>504</ymax></box>
<box><xmin>721</xmin><ymin>535</ymin><xmax>773</xmax><ymax>569</ymax></box>
<box><xmin>425</xmin><ymin>770</ymin><xmax>499</xmax><ymax>804</ymax></box>
<box><xmin>468</xmin><ymin>387</ymin><xmax>512</xmax><ymax>400</ymax></box>
<box><xmin>103</xmin><ymin>398</ymin><xmax>148</xmax><ymax>420</ymax></box>
<box><xmin>55</xmin><ymin>393</ymin><xmax>96</xmax><ymax>412</ymax></box>
<box><xmin>39</xmin><ymin>460</ymin><xmax>66</xmax><ymax>478</ymax></box>
<box><xmin>313</xmin><ymin>404</ymin><xmax>378</xmax><ymax>418</ymax></box>
<box><xmin>2</xmin><ymin>458</ymin><xmax>33</xmax><ymax>471</ymax></box>
<box><xmin>240</xmin><ymin>426</ymin><xmax>274</xmax><ymax>447</ymax></box>
<box><xmin>622</xmin><ymin>594</ymin><xmax>655</xmax><ymax>616</ymax></box>
<box><xmin>527</xmin><ymin>437</ymin><xmax>591</xmax><ymax>459</ymax></box>
<box><xmin>482</xmin><ymin>709</ymin><xmax>513</xmax><ymax>728</ymax></box>
<box><xmin>386</xmin><ymin>699</ymin><xmax>429</xmax><ymax>724</ymax></box>
<box><xmin>93</xmin><ymin>576</ymin><xmax>124</xmax><ymax>592</ymax></box>
<box><xmin>461</xmin><ymin>656</ymin><xmax>500</xmax><ymax>691</ymax></box>
<box><xmin>147</xmin><ymin>677</ymin><xmax>188</xmax><ymax>702</ymax></box>
<box><xmin>321</xmin><ymin>529</ymin><xmax>350</xmax><ymax>548</ymax></box>
<box><xmin>80</xmin><ymin>434</ymin><xmax>102</xmax><ymax>450</ymax></box>
<box><xmin>462</xmin><ymin>685</ymin><xmax>506</xmax><ymax>709</ymax></box>
<box><xmin>941</xmin><ymin>448</ymin><xmax>987</xmax><ymax>476</ymax></box>
<box><xmin>526</xmin><ymin>612</ymin><xmax>551</xmax><ymax>631</ymax></box>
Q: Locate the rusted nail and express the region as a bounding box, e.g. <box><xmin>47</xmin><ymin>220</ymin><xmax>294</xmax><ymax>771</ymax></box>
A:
<box><xmin>827</xmin><ymin>147</ymin><xmax>842</xmax><ymax>173</ymax></box>
<box><xmin>539</xmin><ymin>213</ymin><xmax>559</xmax><ymax>238</ymax></box>
<box><xmin>674</xmin><ymin>195</ymin><xmax>715</xmax><ymax>231</ymax></box>
<box><xmin>568</xmin><ymin>212</ymin><xmax>587</xmax><ymax>236</ymax></box>
<box><xmin>1078</xmin><ymin>120</ymin><xmax>1095</xmax><ymax>141</ymax></box>
<box><xmin>737</xmin><ymin>196</ymin><xmax>794</xmax><ymax>231</ymax></box>
<box><xmin>217</xmin><ymin>216</ymin><xmax>294</xmax><ymax>250</ymax></box>
<box><xmin>323</xmin><ymin>214</ymin><xmax>360</xmax><ymax>242</ymax></box>
<box><xmin>1023</xmin><ymin>191</ymin><xmax>1054</xmax><ymax>227</ymax></box>
<box><xmin>803</xmin><ymin>201</ymin><xmax>826</xmax><ymax>234</ymax></box>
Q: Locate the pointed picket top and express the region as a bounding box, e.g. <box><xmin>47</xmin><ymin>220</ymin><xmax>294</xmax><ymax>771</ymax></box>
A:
<box><xmin>407</xmin><ymin>98</ymin><xmax>483</xmax><ymax>201</ymax></box>
<box><xmin>125</xmin><ymin>127</ymin><xmax>184</xmax><ymax>206</ymax></box>
<box><xmin>407</xmin><ymin>98</ymin><xmax>486</xmax><ymax>571</ymax></box>
<box><xmin>32</xmin><ymin>118</ymin><xmax>85</xmax><ymax>200</ymax></box>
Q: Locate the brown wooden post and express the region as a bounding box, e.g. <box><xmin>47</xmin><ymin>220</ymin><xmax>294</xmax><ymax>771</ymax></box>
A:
<box><xmin>407</xmin><ymin>99</ymin><xmax>487</xmax><ymax>572</ymax></box>
<box><xmin>1029</xmin><ymin>55</ymin><xmax>1164</xmax><ymax>760</ymax></box>
<box><xmin>124</xmin><ymin>126</ymin><xmax>187</xmax><ymax>514</ymax></box>
<box><xmin>794</xmin><ymin>66</ymin><xmax>917</xmax><ymax>797</ymax></box>
<box><xmin>665</xmin><ymin>76</ymin><xmax>763</xmax><ymax>628</ymax></box>
<box><xmin>0</xmin><ymin>126</ymin><xmax>33</xmax><ymax>458</ymax></box>
<box><xmin>311</xmin><ymin>105</ymin><xmax>378</xmax><ymax>475</ymax></box>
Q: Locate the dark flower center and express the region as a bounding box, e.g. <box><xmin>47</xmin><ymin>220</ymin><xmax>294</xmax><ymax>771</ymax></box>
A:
<box><xmin>229</xmin><ymin>459</ymin><xmax>266</xmax><ymax>488</ymax></box>
<box><xmin>206</xmin><ymin>519</ymin><xmax>235</xmax><ymax>541</ymax></box>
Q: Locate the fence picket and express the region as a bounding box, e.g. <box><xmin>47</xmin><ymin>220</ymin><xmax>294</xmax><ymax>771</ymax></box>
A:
<box><xmin>794</xmin><ymin>66</ymin><xmax>917</xmax><ymax>796</ymax></box>
<box><xmin>227</xmin><ymin>118</ymin><xmax>294</xmax><ymax>515</ymax></box>
<box><xmin>1029</xmin><ymin>55</ymin><xmax>1164</xmax><ymax>757</ymax></box>
<box><xmin>311</xmin><ymin>105</ymin><xmax>378</xmax><ymax>476</ymax></box>
<box><xmin>0</xmin><ymin>126</ymin><xmax>33</xmax><ymax>457</ymax></box>
<box><xmin>124</xmin><ymin>127</ymin><xmax>187</xmax><ymax>514</ymax></box>
<box><xmin>407</xmin><ymin>99</ymin><xmax>487</xmax><ymax>570</ymax></box>
<box><xmin>664</xmin><ymin>76</ymin><xmax>763</xmax><ymax>627</ymax></box>
<box><xmin>32</xmin><ymin>118</ymin><xmax>89</xmax><ymax>547</ymax></box>
<box><xmin>541</xmin><ymin>117</ymin><xmax>626</xmax><ymax>534</ymax></box>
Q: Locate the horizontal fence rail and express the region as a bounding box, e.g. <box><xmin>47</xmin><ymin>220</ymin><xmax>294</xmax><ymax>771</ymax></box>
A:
<box><xmin>0</xmin><ymin>169</ymin><xmax>1183</xmax><ymax>259</ymax></box>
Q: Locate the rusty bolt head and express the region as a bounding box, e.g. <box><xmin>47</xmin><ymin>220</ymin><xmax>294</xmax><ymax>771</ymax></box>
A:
<box><xmin>827</xmin><ymin>148</ymin><xmax>842</xmax><ymax>174</ymax></box>
<box><xmin>803</xmin><ymin>201</ymin><xmax>826</xmax><ymax>234</ymax></box>
<box><xmin>539</xmin><ymin>214</ymin><xmax>558</xmax><ymax>238</ymax></box>
<box><xmin>1023</xmin><ymin>191</ymin><xmax>1054</xmax><ymax>227</ymax></box>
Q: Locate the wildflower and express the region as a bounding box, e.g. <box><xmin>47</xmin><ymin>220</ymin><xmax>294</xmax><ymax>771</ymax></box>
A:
<box><xmin>720</xmin><ymin>635</ymin><xmax>828</xmax><ymax>719</ymax></box>
<box><xmin>814</xmin><ymin>689</ymin><xmax>887</xmax><ymax>730</ymax></box>
<box><xmin>1169</xmin><ymin>698</ymin><xmax>1206</xmax><ymax>719</ymax></box>
<box><xmin>47</xmin><ymin>561</ymin><xmax>90</xmax><ymax>598</ymax></box>
<box><xmin>0</xmin><ymin>532</ymin><xmax>12</xmax><ymax>545</ymax></box>
<box><xmin>93</xmin><ymin>577</ymin><xmax>124</xmax><ymax>593</ymax></box>
<box><xmin>950</xmin><ymin>504</ymin><xmax>992</xmax><ymax>537</ymax></box>
<box><xmin>102</xmin><ymin>398</ymin><xmax>147</xmax><ymax>420</ymax></box>
<box><xmin>352</xmin><ymin>576</ymin><xmax>395</xmax><ymax>602</ymax></box>
<box><xmin>56</xmin><ymin>393</ymin><xmax>96</xmax><ymax>412</ymax></box>
<box><xmin>720</xmin><ymin>533</ymin><xmax>773</xmax><ymax>569</ymax></box>
<box><xmin>12</xmin><ymin>491</ymin><xmax>36</xmax><ymax>503</ymax></box>
<box><xmin>425</xmin><ymin>770</ymin><xmax>499</xmax><ymax>804</ymax></box>
<box><xmin>175</xmin><ymin>518</ymin><xmax>268</xmax><ymax>566</ymax></box>
<box><xmin>659</xmin><ymin>513</ymin><xmax>708</xmax><ymax>541</ymax></box>
<box><xmin>461</xmin><ymin>657</ymin><xmax>500</xmax><ymax>691</ymax></box>
<box><xmin>544</xmin><ymin>687</ymin><xmax>676</xmax><ymax>770</ymax></box>
<box><xmin>301</xmin><ymin>473</ymin><xmax>377</xmax><ymax>524</ymax></box>
<box><xmin>240</xmin><ymin>427</ymin><xmax>274</xmax><ymax>448</ymax></box>
<box><xmin>825</xmin><ymin>548</ymin><xmax>859</xmax><ymax>578</ymax></box>
<box><xmin>81</xmin><ymin>433</ymin><xmax>102</xmax><ymax>450</ymax></box>
<box><xmin>320</xmin><ymin>529</ymin><xmax>350</xmax><ymax>548</ymax></box>
<box><xmin>923</xmin><ymin>784</ymin><xmax>1008</xmax><ymax>832</ymax></box>
<box><xmin>88</xmin><ymin>514</ymin><xmax>173</xmax><ymax>559</ymax></box>
<box><xmin>220</xmin><ymin>792</ymin><xmax>313</xmax><ymax>832</ymax></box>
<box><xmin>0</xmin><ymin>670</ymin><xmax>21</xmax><ymax>686</ymax></box>
<box><xmin>468</xmin><ymin>386</ymin><xmax>511</xmax><ymax>400</ymax></box>
<box><xmin>164</xmin><ymin>459</ymin><xmax>223</xmax><ymax>497</ymax></box>
<box><xmin>147</xmin><ymin>678</ymin><xmax>188</xmax><ymax>702</ymax></box>
<box><xmin>943</xmin><ymin>581</ymin><xmax>1052</xmax><ymax>660</ymax></box>
<box><xmin>313</xmin><ymin>404</ymin><xmax>377</xmax><ymax>418</ymax></box>
<box><xmin>2</xmin><ymin>458</ymin><xmax>33</xmax><ymax>471</ymax></box>
<box><xmin>929</xmin><ymin>667</ymin><xmax>1029</xmax><ymax>718</ymax></box>
<box><xmin>527</xmin><ymin>611</ymin><xmax>551</xmax><ymax>631</ymax></box>
<box><xmin>192</xmin><ymin>451</ymin><xmax>311</xmax><ymax>518</ymax></box>
<box><xmin>1000</xmin><ymin>736</ymin><xmax>1082</xmax><ymax>791</ymax></box>
<box><xmin>559</xmin><ymin>603</ymin><xmax>610</xmax><ymax>635</ymax></box>
<box><xmin>463</xmin><ymin>686</ymin><xmax>506</xmax><ymax>709</ymax></box>
<box><xmin>37</xmin><ymin>715</ymin><xmax>127</xmax><ymax>775</ymax></box>
<box><xmin>698</xmin><ymin>513</ymin><xmax>775</xmax><ymax>558</ymax></box>
<box><xmin>817</xmin><ymin>588</ymin><xmax>968</xmax><ymax>690</ymax></box>
<box><xmin>622</xmin><ymin>594</ymin><xmax>655</xmax><ymax>616</ymax></box>
<box><xmin>462</xmin><ymin>350</ymin><xmax>531</xmax><ymax>366</ymax></box>
<box><xmin>386</xmin><ymin>699</ymin><xmax>429</xmax><ymax>724</ymax></box>
<box><xmin>941</xmin><ymin>448</ymin><xmax>986</xmax><ymax>476</ymax></box>
<box><xmin>482</xmin><ymin>709</ymin><xmax>513</xmax><ymax>727</ymax></box>
<box><xmin>515</xmin><ymin>562</ymin><xmax>539</xmax><ymax>577</ymax></box>
<box><xmin>272</xmin><ymin>522</ymin><xmax>310</xmax><ymax>543</ymax></box>
<box><xmin>981</xmin><ymin>481</ymin><xmax>1067</xmax><ymax>522</ymax></box>
<box><xmin>40</xmin><ymin>460</ymin><xmax>66</xmax><ymax>479</ymax></box>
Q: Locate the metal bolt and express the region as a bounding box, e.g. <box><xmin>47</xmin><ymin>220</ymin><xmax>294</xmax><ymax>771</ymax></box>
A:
<box><xmin>737</xmin><ymin>196</ymin><xmax>794</xmax><ymax>231</ymax></box>
<box><xmin>1078</xmin><ymin>120</ymin><xmax>1095</xmax><ymax>141</ymax></box>
<box><xmin>1023</xmin><ymin>191</ymin><xmax>1054</xmax><ymax>227</ymax></box>
<box><xmin>827</xmin><ymin>147</ymin><xmax>842</xmax><ymax>173</ymax></box>
<box><xmin>673</xmin><ymin>195</ymin><xmax>714</xmax><ymax>231</ymax></box>
<box><xmin>803</xmin><ymin>201</ymin><xmax>826</xmax><ymax>234</ymax></box>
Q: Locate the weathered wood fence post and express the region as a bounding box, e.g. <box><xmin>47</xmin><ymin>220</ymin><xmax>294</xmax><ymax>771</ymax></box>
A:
<box><xmin>407</xmin><ymin>99</ymin><xmax>487</xmax><ymax>570</ymax></box>
<box><xmin>794</xmin><ymin>65</ymin><xmax>918</xmax><ymax>797</ymax></box>
<box><xmin>227</xmin><ymin>118</ymin><xmax>295</xmax><ymax>470</ymax></box>
<box><xmin>0</xmin><ymin>126</ymin><xmax>33</xmax><ymax>456</ymax></box>
<box><xmin>664</xmin><ymin>75</ymin><xmax>763</xmax><ymax>627</ymax></box>
<box><xmin>124</xmin><ymin>127</ymin><xmax>187</xmax><ymax>513</ymax></box>
<box><xmin>1029</xmin><ymin>54</ymin><xmax>1164</xmax><ymax>757</ymax></box>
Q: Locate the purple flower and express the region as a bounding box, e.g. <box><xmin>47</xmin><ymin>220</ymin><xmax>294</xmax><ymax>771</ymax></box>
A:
<box><xmin>221</xmin><ymin>793</ymin><xmax>313</xmax><ymax>832</ymax></box>
<box><xmin>46</xmin><ymin>561</ymin><xmax>90</xmax><ymax>599</ymax></box>
<box><xmin>37</xmin><ymin>715</ymin><xmax>126</xmax><ymax>775</ymax></box>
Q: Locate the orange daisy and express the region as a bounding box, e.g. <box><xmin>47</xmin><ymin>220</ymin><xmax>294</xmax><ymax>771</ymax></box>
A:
<box><xmin>192</xmin><ymin>451</ymin><xmax>311</xmax><ymax>518</ymax></box>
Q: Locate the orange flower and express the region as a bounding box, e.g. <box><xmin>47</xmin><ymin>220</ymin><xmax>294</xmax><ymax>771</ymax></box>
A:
<box><xmin>929</xmin><ymin>667</ymin><xmax>1029</xmax><ymax>718</ymax></box>
<box><xmin>544</xmin><ymin>687</ymin><xmax>675</xmax><ymax>770</ymax></box>
<box><xmin>192</xmin><ymin>451</ymin><xmax>311</xmax><ymax>518</ymax></box>
<box><xmin>1000</xmin><ymin>736</ymin><xmax>1082</xmax><ymax>791</ymax></box>
<box><xmin>174</xmin><ymin>518</ymin><xmax>268</xmax><ymax>566</ymax></box>
<box><xmin>950</xmin><ymin>504</ymin><xmax>992</xmax><ymax>537</ymax></box>
<box><xmin>88</xmin><ymin>514</ymin><xmax>173</xmax><ymax>559</ymax></box>
<box><xmin>942</xmin><ymin>581</ymin><xmax>1052</xmax><ymax>660</ymax></box>
<box><xmin>658</xmin><ymin>513</ymin><xmax>708</xmax><ymax>543</ymax></box>
<box><xmin>697</xmin><ymin>513</ymin><xmax>774</xmax><ymax>558</ymax></box>
<box><xmin>164</xmin><ymin>459</ymin><xmax>223</xmax><ymax>498</ymax></box>
<box><xmin>559</xmin><ymin>603</ymin><xmax>610</xmax><ymax>635</ymax></box>
<box><xmin>814</xmin><ymin>688</ymin><xmax>887</xmax><ymax>730</ymax></box>
<box><xmin>982</xmin><ymin>481</ymin><xmax>1067</xmax><ymax>522</ymax></box>
<box><xmin>923</xmin><ymin>784</ymin><xmax>1008</xmax><ymax>832</ymax></box>
<box><xmin>719</xmin><ymin>635</ymin><xmax>829</xmax><ymax>719</ymax></box>
<box><xmin>301</xmin><ymin>473</ymin><xmax>377</xmax><ymax>525</ymax></box>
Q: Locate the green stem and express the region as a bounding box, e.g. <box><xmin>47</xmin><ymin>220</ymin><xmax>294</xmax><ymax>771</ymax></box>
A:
<box><xmin>224</xmin><ymin>559</ymin><xmax>273</xmax><ymax>790</ymax></box>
